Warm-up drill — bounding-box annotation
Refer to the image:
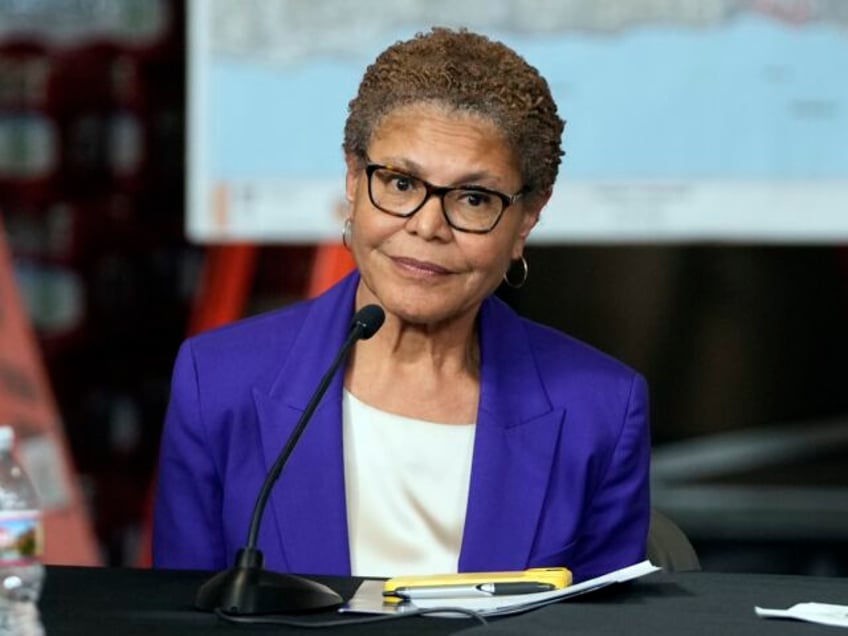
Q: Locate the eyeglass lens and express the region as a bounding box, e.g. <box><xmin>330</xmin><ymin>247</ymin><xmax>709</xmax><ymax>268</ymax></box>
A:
<box><xmin>368</xmin><ymin>166</ymin><xmax>507</xmax><ymax>232</ymax></box>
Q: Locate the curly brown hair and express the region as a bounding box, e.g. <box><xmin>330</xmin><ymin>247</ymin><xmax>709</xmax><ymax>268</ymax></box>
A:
<box><xmin>343</xmin><ymin>27</ymin><xmax>565</xmax><ymax>198</ymax></box>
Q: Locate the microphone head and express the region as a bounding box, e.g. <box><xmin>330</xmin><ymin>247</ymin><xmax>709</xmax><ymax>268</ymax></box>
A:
<box><xmin>351</xmin><ymin>304</ymin><xmax>385</xmax><ymax>340</ymax></box>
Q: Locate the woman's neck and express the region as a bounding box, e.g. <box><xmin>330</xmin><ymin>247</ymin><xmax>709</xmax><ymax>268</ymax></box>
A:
<box><xmin>345</xmin><ymin>308</ymin><xmax>481</xmax><ymax>424</ymax></box>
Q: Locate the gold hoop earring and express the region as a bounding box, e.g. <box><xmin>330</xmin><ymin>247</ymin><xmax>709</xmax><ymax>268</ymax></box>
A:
<box><xmin>342</xmin><ymin>217</ymin><xmax>352</xmax><ymax>250</ymax></box>
<box><xmin>503</xmin><ymin>255</ymin><xmax>528</xmax><ymax>289</ymax></box>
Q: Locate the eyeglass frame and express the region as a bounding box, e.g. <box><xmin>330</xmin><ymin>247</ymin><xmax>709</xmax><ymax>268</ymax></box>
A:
<box><xmin>363</xmin><ymin>160</ymin><xmax>526</xmax><ymax>234</ymax></box>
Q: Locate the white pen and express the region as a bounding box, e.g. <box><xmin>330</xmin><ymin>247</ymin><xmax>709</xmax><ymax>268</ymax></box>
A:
<box><xmin>389</xmin><ymin>582</ymin><xmax>556</xmax><ymax>599</ymax></box>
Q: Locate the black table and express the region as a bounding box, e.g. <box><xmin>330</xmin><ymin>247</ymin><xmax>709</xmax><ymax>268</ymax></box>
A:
<box><xmin>39</xmin><ymin>565</ymin><xmax>848</xmax><ymax>635</ymax></box>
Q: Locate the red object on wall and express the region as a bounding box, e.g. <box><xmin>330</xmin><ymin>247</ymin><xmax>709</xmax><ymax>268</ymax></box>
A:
<box><xmin>307</xmin><ymin>243</ymin><xmax>357</xmax><ymax>298</ymax></box>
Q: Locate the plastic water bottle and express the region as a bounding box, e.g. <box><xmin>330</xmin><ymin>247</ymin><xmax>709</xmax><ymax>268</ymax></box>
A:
<box><xmin>0</xmin><ymin>426</ymin><xmax>45</xmax><ymax>636</ymax></box>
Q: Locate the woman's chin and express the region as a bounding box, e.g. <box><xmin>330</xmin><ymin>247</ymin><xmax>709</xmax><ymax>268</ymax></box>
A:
<box><xmin>383</xmin><ymin>295</ymin><xmax>479</xmax><ymax>329</ymax></box>
<box><xmin>358</xmin><ymin>276</ymin><xmax>483</xmax><ymax>327</ymax></box>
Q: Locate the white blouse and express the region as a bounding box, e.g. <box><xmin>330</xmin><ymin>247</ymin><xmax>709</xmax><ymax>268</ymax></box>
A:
<box><xmin>342</xmin><ymin>389</ymin><xmax>476</xmax><ymax>577</ymax></box>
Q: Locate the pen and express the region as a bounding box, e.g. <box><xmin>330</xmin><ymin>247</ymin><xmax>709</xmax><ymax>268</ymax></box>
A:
<box><xmin>389</xmin><ymin>582</ymin><xmax>556</xmax><ymax>599</ymax></box>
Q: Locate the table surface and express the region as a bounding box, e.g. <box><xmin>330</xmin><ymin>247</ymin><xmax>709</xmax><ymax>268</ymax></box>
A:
<box><xmin>39</xmin><ymin>565</ymin><xmax>848</xmax><ymax>635</ymax></box>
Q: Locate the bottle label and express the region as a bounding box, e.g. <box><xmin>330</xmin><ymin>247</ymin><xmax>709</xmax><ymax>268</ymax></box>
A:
<box><xmin>0</xmin><ymin>510</ymin><xmax>43</xmax><ymax>565</ymax></box>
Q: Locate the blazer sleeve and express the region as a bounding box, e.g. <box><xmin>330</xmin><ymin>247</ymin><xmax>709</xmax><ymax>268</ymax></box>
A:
<box><xmin>571</xmin><ymin>372</ymin><xmax>651</xmax><ymax>581</ymax></box>
<box><xmin>152</xmin><ymin>340</ymin><xmax>227</xmax><ymax>571</ymax></box>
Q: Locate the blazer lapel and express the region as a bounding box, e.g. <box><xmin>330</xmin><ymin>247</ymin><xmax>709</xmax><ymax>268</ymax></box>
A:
<box><xmin>252</xmin><ymin>274</ymin><xmax>359</xmax><ymax>575</ymax></box>
<box><xmin>459</xmin><ymin>297</ymin><xmax>566</xmax><ymax>571</ymax></box>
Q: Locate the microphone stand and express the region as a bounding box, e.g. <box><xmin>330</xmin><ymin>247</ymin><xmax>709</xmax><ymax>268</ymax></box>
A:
<box><xmin>195</xmin><ymin>305</ymin><xmax>385</xmax><ymax>615</ymax></box>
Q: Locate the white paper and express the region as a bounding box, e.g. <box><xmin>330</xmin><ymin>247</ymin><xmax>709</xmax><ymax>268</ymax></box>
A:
<box><xmin>756</xmin><ymin>603</ymin><xmax>848</xmax><ymax>628</ymax></box>
<box><xmin>340</xmin><ymin>560</ymin><xmax>661</xmax><ymax>618</ymax></box>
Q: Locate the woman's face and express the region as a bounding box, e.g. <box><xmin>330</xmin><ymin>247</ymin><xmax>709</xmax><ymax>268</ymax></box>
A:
<box><xmin>345</xmin><ymin>102</ymin><xmax>544</xmax><ymax>327</ymax></box>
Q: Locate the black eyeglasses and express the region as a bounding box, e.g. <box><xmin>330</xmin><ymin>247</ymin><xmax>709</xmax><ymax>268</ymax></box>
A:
<box><xmin>364</xmin><ymin>162</ymin><xmax>524</xmax><ymax>234</ymax></box>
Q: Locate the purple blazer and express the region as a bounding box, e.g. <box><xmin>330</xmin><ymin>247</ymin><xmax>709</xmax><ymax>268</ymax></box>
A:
<box><xmin>153</xmin><ymin>272</ymin><xmax>650</xmax><ymax>582</ymax></box>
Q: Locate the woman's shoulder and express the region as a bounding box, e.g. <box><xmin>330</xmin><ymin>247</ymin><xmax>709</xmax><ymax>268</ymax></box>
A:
<box><xmin>484</xmin><ymin>295</ymin><xmax>644</xmax><ymax>393</ymax></box>
<box><xmin>185</xmin><ymin>298</ymin><xmax>311</xmax><ymax>360</ymax></box>
<box><xmin>482</xmin><ymin>297</ymin><xmax>647</xmax><ymax>453</ymax></box>
<box><xmin>170</xmin><ymin>298</ymin><xmax>320</xmax><ymax>402</ymax></box>
<box><xmin>182</xmin><ymin>271</ymin><xmax>359</xmax><ymax>369</ymax></box>
<box><xmin>525</xmin><ymin>318</ymin><xmax>647</xmax><ymax>411</ymax></box>
<box><xmin>525</xmin><ymin>317</ymin><xmax>638</xmax><ymax>379</ymax></box>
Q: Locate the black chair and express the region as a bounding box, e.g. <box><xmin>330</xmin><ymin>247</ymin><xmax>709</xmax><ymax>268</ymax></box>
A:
<box><xmin>647</xmin><ymin>508</ymin><xmax>701</xmax><ymax>572</ymax></box>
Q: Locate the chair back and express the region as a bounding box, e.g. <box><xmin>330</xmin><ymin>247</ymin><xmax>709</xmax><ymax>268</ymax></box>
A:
<box><xmin>647</xmin><ymin>508</ymin><xmax>701</xmax><ymax>571</ymax></box>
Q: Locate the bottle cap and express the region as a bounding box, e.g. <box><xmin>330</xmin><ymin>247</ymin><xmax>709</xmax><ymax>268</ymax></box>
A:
<box><xmin>0</xmin><ymin>425</ymin><xmax>14</xmax><ymax>452</ymax></box>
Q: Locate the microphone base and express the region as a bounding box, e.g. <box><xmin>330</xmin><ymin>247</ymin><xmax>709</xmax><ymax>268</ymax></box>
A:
<box><xmin>195</xmin><ymin>565</ymin><xmax>343</xmax><ymax>615</ymax></box>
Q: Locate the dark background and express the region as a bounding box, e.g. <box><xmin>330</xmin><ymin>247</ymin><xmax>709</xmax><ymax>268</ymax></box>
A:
<box><xmin>1</xmin><ymin>1</ymin><xmax>846</xmax><ymax>572</ymax></box>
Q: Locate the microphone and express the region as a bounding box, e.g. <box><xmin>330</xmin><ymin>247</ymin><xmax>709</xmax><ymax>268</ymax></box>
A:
<box><xmin>195</xmin><ymin>304</ymin><xmax>386</xmax><ymax>615</ymax></box>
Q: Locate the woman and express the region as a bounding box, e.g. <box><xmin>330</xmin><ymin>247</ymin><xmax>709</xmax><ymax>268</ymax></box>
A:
<box><xmin>153</xmin><ymin>28</ymin><xmax>650</xmax><ymax>583</ymax></box>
